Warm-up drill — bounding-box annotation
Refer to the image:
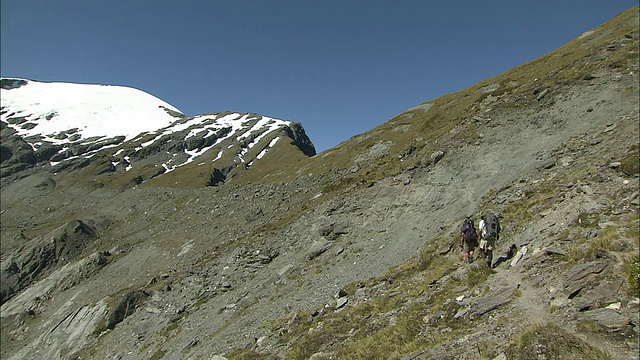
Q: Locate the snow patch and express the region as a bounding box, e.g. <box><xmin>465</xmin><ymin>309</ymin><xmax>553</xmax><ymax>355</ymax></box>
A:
<box><xmin>257</xmin><ymin>137</ymin><xmax>280</xmax><ymax>160</ymax></box>
<box><xmin>0</xmin><ymin>78</ymin><xmax>183</xmax><ymax>149</ymax></box>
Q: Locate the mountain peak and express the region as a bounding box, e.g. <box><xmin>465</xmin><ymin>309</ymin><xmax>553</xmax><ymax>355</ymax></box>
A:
<box><xmin>0</xmin><ymin>78</ymin><xmax>183</xmax><ymax>145</ymax></box>
<box><xmin>0</xmin><ymin>78</ymin><xmax>316</xmax><ymax>185</ymax></box>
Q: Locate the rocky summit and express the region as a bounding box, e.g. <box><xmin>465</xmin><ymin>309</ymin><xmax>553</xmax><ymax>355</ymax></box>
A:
<box><xmin>1</xmin><ymin>7</ymin><xmax>639</xmax><ymax>360</ymax></box>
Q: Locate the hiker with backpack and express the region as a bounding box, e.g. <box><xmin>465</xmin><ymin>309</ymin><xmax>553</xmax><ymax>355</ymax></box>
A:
<box><xmin>460</xmin><ymin>217</ymin><xmax>478</xmax><ymax>264</ymax></box>
<box><xmin>478</xmin><ymin>213</ymin><xmax>500</xmax><ymax>268</ymax></box>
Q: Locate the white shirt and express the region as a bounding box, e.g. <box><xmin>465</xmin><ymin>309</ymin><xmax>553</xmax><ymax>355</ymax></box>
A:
<box><xmin>478</xmin><ymin>219</ymin><xmax>486</xmax><ymax>238</ymax></box>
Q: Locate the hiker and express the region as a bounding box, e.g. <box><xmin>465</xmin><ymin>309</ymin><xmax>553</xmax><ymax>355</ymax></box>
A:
<box><xmin>460</xmin><ymin>217</ymin><xmax>478</xmax><ymax>264</ymax></box>
<box><xmin>478</xmin><ymin>213</ymin><xmax>500</xmax><ymax>267</ymax></box>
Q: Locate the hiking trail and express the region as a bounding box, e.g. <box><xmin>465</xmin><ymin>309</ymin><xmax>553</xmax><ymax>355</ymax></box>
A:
<box><xmin>490</xmin><ymin>259</ymin><xmax>634</xmax><ymax>360</ymax></box>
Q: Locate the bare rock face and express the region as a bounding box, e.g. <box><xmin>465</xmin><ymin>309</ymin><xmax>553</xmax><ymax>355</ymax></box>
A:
<box><xmin>106</xmin><ymin>290</ymin><xmax>150</xmax><ymax>330</ymax></box>
<box><xmin>1</xmin><ymin>78</ymin><xmax>28</xmax><ymax>90</ymax></box>
<box><xmin>0</xmin><ymin>125</ymin><xmax>42</xmax><ymax>177</ymax></box>
<box><xmin>283</xmin><ymin>122</ymin><xmax>316</xmax><ymax>157</ymax></box>
<box><xmin>1</xmin><ymin>220</ymin><xmax>97</xmax><ymax>305</ymax></box>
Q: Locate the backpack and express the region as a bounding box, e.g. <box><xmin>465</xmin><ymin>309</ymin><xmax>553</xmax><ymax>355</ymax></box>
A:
<box><xmin>461</xmin><ymin>219</ymin><xmax>478</xmax><ymax>245</ymax></box>
<box><xmin>482</xmin><ymin>213</ymin><xmax>500</xmax><ymax>241</ymax></box>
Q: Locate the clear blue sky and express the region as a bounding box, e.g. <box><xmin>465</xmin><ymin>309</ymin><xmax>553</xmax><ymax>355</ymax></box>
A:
<box><xmin>2</xmin><ymin>1</ymin><xmax>637</xmax><ymax>152</ymax></box>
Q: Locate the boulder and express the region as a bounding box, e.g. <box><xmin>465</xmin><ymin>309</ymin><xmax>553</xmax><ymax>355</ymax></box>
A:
<box><xmin>469</xmin><ymin>288</ymin><xmax>514</xmax><ymax>318</ymax></box>
<box><xmin>106</xmin><ymin>290</ymin><xmax>149</xmax><ymax>329</ymax></box>
<box><xmin>563</xmin><ymin>260</ymin><xmax>608</xmax><ymax>299</ymax></box>
<box><xmin>576</xmin><ymin>308</ymin><xmax>631</xmax><ymax>329</ymax></box>
<box><xmin>536</xmin><ymin>89</ymin><xmax>549</xmax><ymax>101</ymax></box>
<box><xmin>207</xmin><ymin>168</ymin><xmax>227</xmax><ymax>186</ymax></box>
<box><xmin>430</xmin><ymin>151</ymin><xmax>445</xmax><ymax>165</ymax></box>
<box><xmin>0</xmin><ymin>220</ymin><xmax>97</xmax><ymax>305</ymax></box>
<box><xmin>573</xmin><ymin>281</ymin><xmax>622</xmax><ymax>311</ymax></box>
<box><xmin>307</xmin><ymin>239</ymin><xmax>331</xmax><ymax>260</ymax></box>
<box><xmin>318</xmin><ymin>221</ymin><xmax>350</xmax><ymax>240</ymax></box>
<box><xmin>336</xmin><ymin>297</ymin><xmax>348</xmax><ymax>309</ymax></box>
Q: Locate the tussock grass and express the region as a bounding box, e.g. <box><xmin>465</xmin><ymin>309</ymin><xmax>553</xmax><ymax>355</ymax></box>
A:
<box><xmin>226</xmin><ymin>349</ymin><xmax>279</xmax><ymax>360</ymax></box>
<box><xmin>282</xmin><ymin>289</ymin><xmax>412</xmax><ymax>359</ymax></box>
<box><xmin>334</xmin><ymin>307</ymin><xmax>428</xmax><ymax>360</ymax></box>
<box><xmin>280</xmin><ymin>232</ymin><xmax>477</xmax><ymax>360</ymax></box>
<box><xmin>467</xmin><ymin>263</ymin><xmax>495</xmax><ymax>288</ymax></box>
<box><xmin>623</xmin><ymin>254</ymin><xmax>640</xmax><ymax>296</ymax></box>
<box><xmin>577</xmin><ymin>319</ymin><xmax>605</xmax><ymax>333</ymax></box>
<box><xmin>148</xmin><ymin>349</ymin><xmax>166</xmax><ymax>360</ymax></box>
<box><xmin>567</xmin><ymin>212</ymin><xmax>639</xmax><ymax>265</ymax></box>
<box><xmin>624</xmin><ymin>214</ymin><xmax>639</xmax><ymax>241</ymax></box>
<box><xmin>477</xmin><ymin>340</ymin><xmax>500</xmax><ymax>360</ymax></box>
<box><xmin>566</xmin><ymin>228</ymin><xmax>620</xmax><ymax>264</ymax></box>
<box><xmin>505</xmin><ymin>322</ymin><xmax>611</xmax><ymax>360</ymax></box>
<box><xmin>574</xmin><ymin>211</ymin><xmax>601</xmax><ymax>228</ymax></box>
<box><xmin>501</xmin><ymin>181</ymin><xmax>561</xmax><ymax>232</ymax></box>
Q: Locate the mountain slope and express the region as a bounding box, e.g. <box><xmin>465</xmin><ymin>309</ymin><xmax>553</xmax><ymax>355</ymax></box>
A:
<box><xmin>0</xmin><ymin>6</ymin><xmax>638</xmax><ymax>360</ymax></box>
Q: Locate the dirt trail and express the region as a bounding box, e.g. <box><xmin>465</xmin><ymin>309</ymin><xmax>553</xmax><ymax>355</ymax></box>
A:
<box><xmin>492</xmin><ymin>265</ymin><xmax>551</xmax><ymax>324</ymax></box>
<box><xmin>490</xmin><ymin>260</ymin><xmax>634</xmax><ymax>360</ymax></box>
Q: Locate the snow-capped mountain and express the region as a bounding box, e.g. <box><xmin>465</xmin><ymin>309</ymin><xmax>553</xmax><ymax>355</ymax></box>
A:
<box><xmin>0</xmin><ymin>78</ymin><xmax>315</xmax><ymax>184</ymax></box>
<box><xmin>0</xmin><ymin>78</ymin><xmax>183</xmax><ymax>146</ymax></box>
